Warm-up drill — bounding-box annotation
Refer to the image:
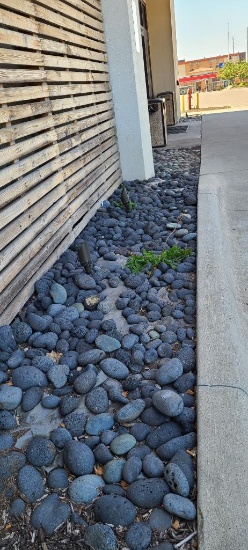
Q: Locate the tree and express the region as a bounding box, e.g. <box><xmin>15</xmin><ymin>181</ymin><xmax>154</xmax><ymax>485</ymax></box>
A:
<box><xmin>218</xmin><ymin>61</ymin><xmax>248</xmax><ymax>84</ymax></box>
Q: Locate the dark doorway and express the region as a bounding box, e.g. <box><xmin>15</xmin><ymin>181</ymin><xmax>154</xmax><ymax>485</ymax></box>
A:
<box><xmin>139</xmin><ymin>0</ymin><xmax>153</xmax><ymax>98</ymax></box>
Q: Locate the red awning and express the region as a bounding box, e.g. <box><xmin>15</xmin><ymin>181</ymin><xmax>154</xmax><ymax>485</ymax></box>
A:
<box><xmin>179</xmin><ymin>72</ymin><xmax>217</xmax><ymax>83</ymax></box>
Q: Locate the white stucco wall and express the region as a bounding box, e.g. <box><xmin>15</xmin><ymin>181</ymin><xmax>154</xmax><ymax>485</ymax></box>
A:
<box><xmin>102</xmin><ymin>0</ymin><xmax>155</xmax><ymax>181</ymax></box>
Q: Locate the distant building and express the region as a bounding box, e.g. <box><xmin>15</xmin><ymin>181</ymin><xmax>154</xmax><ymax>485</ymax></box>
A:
<box><xmin>178</xmin><ymin>52</ymin><xmax>246</xmax><ymax>78</ymax></box>
<box><xmin>178</xmin><ymin>52</ymin><xmax>246</xmax><ymax>92</ymax></box>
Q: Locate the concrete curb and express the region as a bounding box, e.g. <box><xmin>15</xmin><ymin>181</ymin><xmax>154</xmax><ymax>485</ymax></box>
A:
<box><xmin>197</xmin><ymin>113</ymin><xmax>248</xmax><ymax>549</ymax></box>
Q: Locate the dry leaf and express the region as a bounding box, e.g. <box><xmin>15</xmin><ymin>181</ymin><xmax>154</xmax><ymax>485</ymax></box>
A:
<box><xmin>6</xmin><ymin>381</ymin><xmax>13</xmax><ymax>386</ymax></box>
<box><xmin>60</xmin><ymin>422</ymin><xmax>65</xmax><ymax>428</ymax></box>
<box><xmin>46</xmin><ymin>351</ymin><xmax>63</xmax><ymax>363</ymax></box>
<box><xmin>187</xmin><ymin>449</ymin><xmax>197</xmax><ymax>458</ymax></box>
<box><xmin>172</xmin><ymin>519</ymin><xmax>180</xmax><ymax>530</ymax></box>
<box><xmin>186</xmin><ymin>389</ymin><xmax>195</xmax><ymax>395</ymax></box>
<box><xmin>120</xmin><ymin>480</ymin><xmax>129</xmax><ymax>489</ymax></box>
<box><xmin>5</xmin><ymin>524</ymin><xmax>12</xmax><ymax>530</ymax></box>
<box><xmin>94</xmin><ymin>466</ymin><xmax>104</xmax><ymax>476</ymax></box>
<box><xmin>122</xmin><ymin>391</ymin><xmax>128</xmax><ymax>397</ymax></box>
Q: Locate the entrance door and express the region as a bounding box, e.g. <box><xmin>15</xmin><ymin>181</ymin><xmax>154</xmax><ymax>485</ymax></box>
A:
<box><xmin>139</xmin><ymin>0</ymin><xmax>153</xmax><ymax>98</ymax></box>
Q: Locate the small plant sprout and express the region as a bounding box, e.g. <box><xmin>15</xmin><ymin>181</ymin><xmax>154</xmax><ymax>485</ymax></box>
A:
<box><xmin>126</xmin><ymin>246</ymin><xmax>192</xmax><ymax>274</ymax></box>
<box><xmin>113</xmin><ymin>200</ymin><xmax>136</xmax><ymax>211</ymax></box>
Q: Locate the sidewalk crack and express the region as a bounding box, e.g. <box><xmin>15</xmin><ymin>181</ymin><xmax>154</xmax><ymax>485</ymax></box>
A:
<box><xmin>198</xmin><ymin>383</ymin><xmax>248</xmax><ymax>398</ymax></box>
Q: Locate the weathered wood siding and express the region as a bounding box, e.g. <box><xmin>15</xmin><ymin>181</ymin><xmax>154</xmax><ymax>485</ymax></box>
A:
<box><xmin>0</xmin><ymin>0</ymin><xmax>122</xmax><ymax>325</ymax></box>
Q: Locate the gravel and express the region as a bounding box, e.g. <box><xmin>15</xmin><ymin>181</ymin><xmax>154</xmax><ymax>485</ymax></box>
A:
<box><xmin>12</xmin><ymin>366</ymin><xmax>48</xmax><ymax>390</ymax></box>
<box><xmin>126</xmin><ymin>479</ymin><xmax>170</xmax><ymax>508</ymax></box>
<box><xmin>63</xmin><ymin>440</ymin><xmax>95</xmax><ymax>475</ymax></box>
<box><xmin>94</xmin><ymin>494</ymin><xmax>136</xmax><ymax>526</ymax></box>
<box><xmin>100</xmin><ymin>358</ymin><xmax>130</xmax><ymax>379</ymax></box>
<box><xmin>152</xmin><ymin>390</ymin><xmax>184</xmax><ymax>417</ymax></box>
<box><xmin>69</xmin><ymin>474</ymin><xmax>105</xmax><ymax>504</ymax></box>
<box><xmin>17</xmin><ymin>465</ymin><xmax>45</xmax><ymax>503</ymax></box>
<box><xmin>21</xmin><ymin>387</ymin><xmax>42</xmax><ymax>412</ymax></box>
<box><xmin>26</xmin><ymin>437</ymin><xmax>57</xmax><ymax>467</ymax></box>
<box><xmin>84</xmin><ymin>524</ymin><xmax>117</xmax><ymax>550</ymax></box>
<box><xmin>163</xmin><ymin>493</ymin><xmax>197</xmax><ymax>520</ymax></box>
<box><xmin>125</xmin><ymin>522</ymin><xmax>152</xmax><ymax>550</ymax></box>
<box><xmin>103</xmin><ymin>459</ymin><xmax>126</xmax><ymax>483</ymax></box>
<box><xmin>0</xmin><ymin>146</ymin><xmax>199</xmax><ymax>547</ymax></box>
<box><xmin>110</xmin><ymin>434</ymin><xmax>136</xmax><ymax>455</ymax></box>
<box><xmin>30</xmin><ymin>493</ymin><xmax>71</xmax><ymax>535</ymax></box>
<box><xmin>0</xmin><ymin>385</ymin><xmax>22</xmax><ymax>410</ymax></box>
<box><xmin>47</xmin><ymin>468</ymin><xmax>69</xmax><ymax>489</ymax></box>
<box><xmin>149</xmin><ymin>508</ymin><xmax>172</xmax><ymax>531</ymax></box>
<box><xmin>115</xmin><ymin>399</ymin><xmax>146</xmax><ymax>424</ymax></box>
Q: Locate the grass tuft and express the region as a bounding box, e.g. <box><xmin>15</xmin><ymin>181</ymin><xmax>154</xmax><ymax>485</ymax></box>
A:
<box><xmin>126</xmin><ymin>246</ymin><xmax>192</xmax><ymax>274</ymax></box>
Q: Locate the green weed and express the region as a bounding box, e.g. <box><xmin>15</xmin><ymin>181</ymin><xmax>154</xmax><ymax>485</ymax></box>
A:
<box><xmin>126</xmin><ymin>246</ymin><xmax>192</xmax><ymax>274</ymax></box>
<box><xmin>113</xmin><ymin>200</ymin><xmax>136</xmax><ymax>211</ymax></box>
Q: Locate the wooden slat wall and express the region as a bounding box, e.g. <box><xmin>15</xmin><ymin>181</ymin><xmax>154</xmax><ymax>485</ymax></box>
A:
<box><xmin>0</xmin><ymin>0</ymin><xmax>122</xmax><ymax>325</ymax></box>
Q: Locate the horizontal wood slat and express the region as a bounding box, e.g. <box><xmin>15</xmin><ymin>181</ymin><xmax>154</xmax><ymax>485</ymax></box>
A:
<box><xmin>0</xmin><ymin>165</ymin><xmax>121</xmax><ymax>315</ymax></box>
<box><xmin>0</xmin><ymin>119</ymin><xmax>115</xmax><ymax>189</ymax></box>
<box><xmin>0</xmin><ymin>69</ymin><xmax>109</xmax><ymax>83</ymax></box>
<box><xmin>0</xmin><ymin>149</ymin><xmax>119</xmax><ymax>287</ymax></box>
<box><xmin>34</xmin><ymin>4</ymin><xmax>104</xmax><ymax>42</ymax></box>
<box><xmin>0</xmin><ymin>28</ymin><xmax>106</xmax><ymax>60</ymax></box>
<box><xmin>0</xmin><ymin>0</ymin><xmax>122</xmax><ymax>325</ymax></box>
<box><xmin>0</xmin><ymin>99</ymin><xmax>52</xmax><ymax>124</ymax></box>
<box><xmin>0</xmin><ymin>129</ymin><xmax>57</xmax><ymax>167</ymax></box>
<box><xmin>57</xmin><ymin>0</ymin><xmax>102</xmax><ymax>21</ymax></box>
<box><xmin>0</xmin><ymin>8</ymin><xmax>105</xmax><ymax>52</ymax></box>
<box><xmin>0</xmin><ymin>82</ymin><xmax>109</xmax><ymax>104</ymax></box>
<box><xmin>38</xmin><ymin>22</ymin><xmax>106</xmax><ymax>53</ymax></box>
<box><xmin>0</xmin><ymin>27</ymin><xmax>41</xmax><ymax>49</ymax></box>
<box><xmin>0</xmin><ymin>172</ymin><xmax>121</xmax><ymax>326</ymax></box>
<box><xmin>0</xmin><ymin>48</ymin><xmax>108</xmax><ymax>72</ymax></box>
<box><xmin>0</xmin><ymin>0</ymin><xmax>36</xmax><ymax>17</ymax></box>
<box><xmin>34</xmin><ymin>0</ymin><xmax>104</xmax><ymax>32</ymax></box>
<box><xmin>0</xmin><ymin>7</ymin><xmax>38</xmax><ymax>33</ymax></box>
<box><xmin>0</xmin><ymin>103</ymin><xmax>112</xmax><ymax>144</ymax></box>
<box><xmin>40</xmin><ymin>38</ymin><xmax>107</xmax><ymax>61</ymax></box>
<box><xmin>0</xmin><ymin>138</ymin><xmax>117</xmax><ymax>232</ymax></box>
<box><xmin>0</xmin><ymin>0</ymin><xmax>103</xmax><ymax>33</ymax></box>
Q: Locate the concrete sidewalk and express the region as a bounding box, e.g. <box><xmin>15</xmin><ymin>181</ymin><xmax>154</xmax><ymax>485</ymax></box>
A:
<box><xmin>197</xmin><ymin>111</ymin><xmax>248</xmax><ymax>549</ymax></box>
<box><xmin>166</xmin><ymin>119</ymin><xmax>201</xmax><ymax>149</ymax></box>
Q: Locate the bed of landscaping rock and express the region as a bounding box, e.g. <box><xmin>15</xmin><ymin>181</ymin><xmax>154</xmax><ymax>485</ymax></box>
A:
<box><xmin>0</xmin><ymin>146</ymin><xmax>200</xmax><ymax>549</ymax></box>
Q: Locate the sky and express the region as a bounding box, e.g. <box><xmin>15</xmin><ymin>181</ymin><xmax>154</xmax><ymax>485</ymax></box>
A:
<box><xmin>174</xmin><ymin>0</ymin><xmax>248</xmax><ymax>61</ymax></box>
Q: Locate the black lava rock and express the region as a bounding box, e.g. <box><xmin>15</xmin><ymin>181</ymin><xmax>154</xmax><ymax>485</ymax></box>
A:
<box><xmin>125</xmin><ymin>522</ymin><xmax>152</xmax><ymax>550</ymax></box>
<box><xmin>126</xmin><ymin>478</ymin><xmax>169</xmax><ymax>508</ymax></box>
<box><xmin>12</xmin><ymin>366</ymin><xmax>48</xmax><ymax>390</ymax></box>
<box><xmin>63</xmin><ymin>440</ymin><xmax>95</xmax><ymax>475</ymax></box>
<box><xmin>26</xmin><ymin>437</ymin><xmax>57</xmax><ymax>467</ymax></box>
<box><xmin>17</xmin><ymin>465</ymin><xmax>45</xmax><ymax>503</ymax></box>
<box><xmin>94</xmin><ymin>495</ymin><xmax>136</xmax><ymax>526</ymax></box>
<box><xmin>30</xmin><ymin>493</ymin><xmax>71</xmax><ymax>535</ymax></box>
<box><xmin>0</xmin><ymin>326</ymin><xmax>17</xmax><ymax>353</ymax></box>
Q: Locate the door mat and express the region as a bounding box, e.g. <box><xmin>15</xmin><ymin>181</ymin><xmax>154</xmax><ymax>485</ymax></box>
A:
<box><xmin>167</xmin><ymin>125</ymin><xmax>188</xmax><ymax>134</ymax></box>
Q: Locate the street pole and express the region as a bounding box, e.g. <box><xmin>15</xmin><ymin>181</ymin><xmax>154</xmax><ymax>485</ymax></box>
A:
<box><xmin>247</xmin><ymin>27</ymin><xmax>248</xmax><ymax>62</ymax></box>
<box><xmin>228</xmin><ymin>22</ymin><xmax>230</xmax><ymax>61</ymax></box>
<box><xmin>232</xmin><ymin>37</ymin><xmax>234</xmax><ymax>54</ymax></box>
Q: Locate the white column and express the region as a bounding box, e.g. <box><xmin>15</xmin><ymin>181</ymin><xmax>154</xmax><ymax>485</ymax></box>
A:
<box><xmin>102</xmin><ymin>0</ymin><xmax>155</xmax><ymax>181</ymax></box>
